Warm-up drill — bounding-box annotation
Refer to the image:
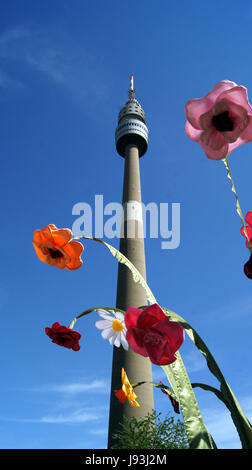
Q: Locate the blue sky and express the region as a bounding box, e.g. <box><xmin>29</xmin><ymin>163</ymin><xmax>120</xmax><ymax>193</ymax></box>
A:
<box><xmin>1</xmin><ymin>0</ymin><xmax>252</xmax><ymax>449</ymax></box>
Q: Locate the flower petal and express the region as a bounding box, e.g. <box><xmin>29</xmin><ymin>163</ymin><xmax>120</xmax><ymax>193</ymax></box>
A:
<box><xmin>244</xmin><ymin>255</ymin><xmax>252</xmax><ymax>279</ymax></box>
<box><xmin>218</xmin><ymin>86</ymin><xmax>252</xmax><ymax>115</ymax></box>
<box><xmin>199</xmin><ymin>98</ymin><xmax>229</xmax><ymax>130</ymax></box>
<box><xmin>199</xmin><ymin>139</ymin><xmax>228</xmax><ymax>160</ymax></box>
<box><xmin>101</xmin><ymin>327</ymin><xmax>115</xmax><ymax>340</ymax></box>
<box><xmin>185</xmin><ymin>121</ymin><xmax>202</xmax><ymax>142</ymax></box>
<box><xmin>32</xmin><ymin>242</ymin><xmax>49</xmax><ymax>263</ymax></box>
<box><xmin>220</xmin><ymin>100</ymin><xmax>249</xmax><ymax>143</ymax></box>
<box><xmin>240</xmin><ymin>225</ymin><xmax>252</xmax><ymax>247</ymax></box>
<box><xmin>109</xmin><ymin>332</ymin><xmax>121</xmax><ymax>347</ymax></box>
<box><xmin>115</xmin><ymin>312</ymin><xmax>125</xmax><ymax>323</ymax></box>
<box><xmin>114</xmin><ymin>388</ymin><xmax>127</xmax><ymax>404</ymax></box>
<box><xmin>96</xmin><ymin>309</ymin><xmax>114</xmax><ymax>321</ymax></box>
<box><xmin>63</xmin><ymin>240</ymin><xmax>84</xmax><ymax>270</ymax></box>
<box><xmin>33</xmin><ymin>225</ymin><xmax>56</xmax><ymax>245</ymax></box>
<box><xmin>95</xmin><ymin>320</ymin><xmax>112</xmax><ymax>330</ymax></box>
<box><xmin>124</xmin><ymin>307</ymin><xmax>142</xmax><ymax>329</ymax></box>
<box><xmin>245</xmin><ymin>212</ymin><xmax>252</xmax><ymax>228</ymax></box>
<box><xmin>185</xmin><ymin>81</ymin><xmax>237</xmax><ymax>129</ymax></box>
<box><xmin>126</xmin><ymin>327</ymin><xmax>148</xmax><ymax>357</ymax></box>
<box><xmin>151</xmin><ymin>319</ymin><xmax>185</xmax><ymax>353</ymax></box>
<box><xmin>137</xmin><ymin>304</ymin><xmax>166</xmax><ymax>330</ymax></box>
<box><xmin>143</xmin><ymin>333</ymin><xmax>167</xmax><ymax>363</ymax></box>
<box><xmin>200</xmin><ymin>127</ymin><xmax>226</xmax><ymax>150</ymax></box>
<box><xmin>120</xmin><ymin>331</ymin><xmax>129</xmax><ymax>351</ymax></box>
<box><xmin>227</xmin><ymin>115</ymin><xmax>252</xmax><ymax>155</ymax></box>
<box><xmin>51</xmin><ymin>228</ymin><xmax>73</xmax><ymax>247</ymax></box>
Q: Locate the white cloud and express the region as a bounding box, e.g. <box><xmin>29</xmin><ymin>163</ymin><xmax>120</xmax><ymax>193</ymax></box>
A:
<box><xmin>0</xmin><ymin>408</ymin><xmax>102</xmax><ymax>424</ymax></box>
<box><xmin>202</xmin><ymin>407</ymin><xmax>241</xmax><ymax>449</ymax></box>
<box><xmin>89</xmin><ymin>428</ymin><xmax>108</xmax><ymax>436</ymax></box>
<box><xmin>0</xmin><ymin>26</ymin><xmax>110</xmax><ymax>107</ymax></box>
<box><xmin>181</xmin><ymin>350</ymin><xmax>207</xmax><ymax>374</ymax></box>
<box><xmin>40</xmin><ymin>409</ymin><xmax>101</xmax><ymax>424</ymax></box>
<box><xmin>30</xmin><ymin>379</ymin><xmax>109</xmax><ymax>394</ymax></box>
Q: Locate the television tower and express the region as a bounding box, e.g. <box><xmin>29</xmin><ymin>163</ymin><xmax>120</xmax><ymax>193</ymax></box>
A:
<box><xmin>107</xmin><ymin>76</ymin><xmax>154</xmax><ymax>448</ymax></box>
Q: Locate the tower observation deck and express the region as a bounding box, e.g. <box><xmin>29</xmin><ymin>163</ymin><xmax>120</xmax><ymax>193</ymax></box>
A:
<box><xmin>107</xmin><ymin>76</ymin><xmax>154</xmax><ymax>448</ymax></box>
<box><xmin>115</xmin><ymin>74</ymin><xmax>148</xmax><ymax>158</ymax></box>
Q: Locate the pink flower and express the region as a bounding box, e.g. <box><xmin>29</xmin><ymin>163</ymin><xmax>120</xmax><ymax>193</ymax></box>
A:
<box><xmin>124</xmin><ymin>304</ymin><xmax>184</xmax><ymax>366</ymax></box>
<box><xmin>185</xmin><ymin>81</ymin><xmax>252</xmax><ymax>160</ymax></box>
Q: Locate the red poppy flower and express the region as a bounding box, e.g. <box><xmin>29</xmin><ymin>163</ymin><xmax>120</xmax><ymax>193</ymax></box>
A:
<box><xmin>185</xmin><ymin>81</ymin><xmax>252</xmax><ymax>160</ymax></box>
<box><xmin>124</xmin><ymin>304</ymin><xmax>184</xmax><ymax>366</ymax></box>
<box><xmin>45</xmin><ymin>322</ymin><xmax>81</xmax><ymax>351</ymax></box>
<box><xmin>240</xmin><ymin>212</ymin><xmax>252</xmax><ymax>279</ymax></box>
<box><xmin>33</xmin><ymin>224</ymin><xmax>83</xmax><ymax>270</ymax></box>
<box><xmin>240</xmin><ymin>211</ymin><xmax>252</xmax><ymax>248</ymax></box>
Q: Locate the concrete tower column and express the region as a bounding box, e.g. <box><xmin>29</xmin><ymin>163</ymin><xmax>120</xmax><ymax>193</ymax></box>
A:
<box><xmin>107</xmin><ymin>78</ymin><xmax>154</xmax><ymax>448</ymax></box>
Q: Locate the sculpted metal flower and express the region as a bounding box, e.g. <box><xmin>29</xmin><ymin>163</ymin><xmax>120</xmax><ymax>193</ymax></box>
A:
<box><xmin>33</xmin><ymin>224</ymin><xmax>83</xmax><ymax>270</ymax></box>
<box><xmin>45</xmin><ymin>322</ymin><xmax>81</xmax><ymax>351</ymax></box>
<box><xmin>185</xmin><ymin>81</ymin><xmax>252</xmax><ymax>160</ymax></box>
<box><xmin>125</xmin><ymin>304</ymin><xmax>184</xmax><ymax>366</ymax></box>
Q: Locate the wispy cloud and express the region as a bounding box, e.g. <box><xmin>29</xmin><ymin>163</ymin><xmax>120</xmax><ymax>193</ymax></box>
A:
<box><xmin>200</xmin><ymin>393</ymin><xmax>252</xmax><ymax>449</ymax></box>
<box><xmin>0</xmin><ymin>26</ymin><xmax>110</xmax><ymax>107</ymax></box>
<box><xmin>0</xmin><ymin>408</ymin><xmax>102</xmax><ymax>424</ymax></box>
<box><xmin>203</xmin><ymin>407</ymin><xmax>241</xmax><ymax>449</ymax></box>
<box><xmin>89</xmin><ymin>428</ymin><xmax>108</xmax><ymax>436</ymax></box>
<box><xmin>30</xmin><ymin>379</ymin><xmax>109</xmax><ymax>394</ymax></box>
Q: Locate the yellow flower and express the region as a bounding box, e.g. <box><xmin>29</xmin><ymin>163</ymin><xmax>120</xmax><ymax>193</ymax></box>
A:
<box><xmin>114</xmin><ymin>368</ymin><xmax>140</xmax><ymax>408</ymax></box>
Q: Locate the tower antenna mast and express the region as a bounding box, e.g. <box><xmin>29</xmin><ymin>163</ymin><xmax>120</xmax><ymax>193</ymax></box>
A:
<box><xmin>129</xmin><ymin>74</ymin><xmax>135</xmax><ymax>100</ymax></box>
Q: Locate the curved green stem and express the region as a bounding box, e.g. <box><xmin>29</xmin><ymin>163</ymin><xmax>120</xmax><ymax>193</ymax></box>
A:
<box><xmin>68</xmin><ymin>306</ymin><xmax>126</xmax><ymax>329</ymax></box>
<box><xmin>222</xmin><ymin>157</ymin><xmax>252</xmax><ymax>254</ymax></box>
<box><xmin>73</xmin><ymin>236</ymin><xmax>157</xmax><ymax>304</ymax></box>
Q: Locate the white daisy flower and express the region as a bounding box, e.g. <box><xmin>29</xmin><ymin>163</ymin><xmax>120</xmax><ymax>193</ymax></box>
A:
<box><xmin>95</xmin><ymin>309</ymin><xmax>128</xmax><ymax>351</ymax></box>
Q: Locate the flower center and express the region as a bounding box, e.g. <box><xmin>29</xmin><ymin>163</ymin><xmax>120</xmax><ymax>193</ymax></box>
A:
<box><xmin>143</xmin><ymin>332</ymin><xmax>161</xmax><ymax>346</ymax></box>
<box><xmin>112</xmin><ymin>319</ymin><xmax>124</xmax><ymax>332</ymax></box>
<box><xmin>212</xmin><ymin>111</ymin><xmax>234</xmax><ymax>132</ymax></box>
<box><xmin>48</xmin><ymin>248</ymin><xmax>64</xmax><ymax>259</ymax></box>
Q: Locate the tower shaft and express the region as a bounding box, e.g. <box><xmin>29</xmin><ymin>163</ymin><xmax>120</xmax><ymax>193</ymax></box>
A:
<box><xmin>107</xmin><ymin>144</ymin><xmax>154</xmax><ymax>448</ymax></box>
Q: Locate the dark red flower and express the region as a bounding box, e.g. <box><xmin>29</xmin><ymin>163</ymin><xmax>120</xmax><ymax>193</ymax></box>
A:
<box><xmin>45</xmin><ymin>322</ymin><xmax>81</xmax><ymax>351</ymax></box>
<box><xmin>159</xmin><ymin>381</ymin><xmax>180</xmax><ymax>414</ymax></box>
<box><xmin>244</xmin><ymin>255</ymin><xmax>252</xmax><ymax>279</ymax></box>
<box><xmin>124</xmin><ymin>304</ymin><xmax>184</xmax><ymax>366</ymax></box>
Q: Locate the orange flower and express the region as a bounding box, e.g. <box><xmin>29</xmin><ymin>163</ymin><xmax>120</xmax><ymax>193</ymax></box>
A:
<box><xmin>32</xmin><ymin>224</ymin><xmax>83</xmax><ymax>270</ymax></box>
<box><xmin>114</xmin><ymin>368</ymin><xmax>140</xmax><ymax>408</ymax></box>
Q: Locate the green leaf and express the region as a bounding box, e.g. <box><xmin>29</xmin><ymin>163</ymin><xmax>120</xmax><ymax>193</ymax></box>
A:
<box><xmin>161</xmin><ymin>353</ymin><xmax>217</xmax><ymax>449</ymax></box>
<box><xmin>191</xmin><ymin>383</ymin><xmax>231</xmax><ymax>411</ymax></box>
<box><xmin>162</xmin><ymin>307</ymin><xmax>252</xmax><ymax>449</ymax></box>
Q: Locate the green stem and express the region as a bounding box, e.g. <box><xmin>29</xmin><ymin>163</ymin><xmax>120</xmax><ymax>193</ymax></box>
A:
<box><xmin>223</xmin><ymin>157</ymin><xmax>252</xmax><ymax>254</ymax></box>
<box><xmin>68</xmin><ymin>306</ymin><xmax>125</xmax><ymax>329</ymax></box>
